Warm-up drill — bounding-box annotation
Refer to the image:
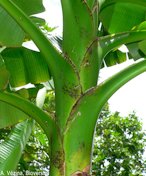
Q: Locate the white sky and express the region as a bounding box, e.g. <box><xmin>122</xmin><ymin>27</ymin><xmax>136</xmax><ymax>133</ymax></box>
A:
<box><xmin>39</xmin><ymin>0</ymin><xmax>146</xmax><ymax>132</ymax></box>
<box><xmin>42</xmin><ymin>0</ymin><xmax>63</xmax><ymax>35</ymax></box>
<box><xmin>100</xmin><ymin>60</ymin><xmax>146</xmax><ymax>128</ymax></box>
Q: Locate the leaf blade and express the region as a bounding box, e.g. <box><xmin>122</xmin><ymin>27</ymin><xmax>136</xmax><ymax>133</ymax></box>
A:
<box><xmin>100</xmin><ymin>0</ymin><xmax>146</xmax><ymax>33</ymax></box>
<box><xmin>0</xmin><ymin>0</ymin><xmax>45</xmax><ymax>46</ymax></box>
<box><xmin>1</xmin><ymin>47</ymin><xmax>50</xmax><ymax>87</ymax></box>
<box><xmin>0</xmin><ymin>119</ymin><xmax>34</xmax><ymax>173</ymax></box>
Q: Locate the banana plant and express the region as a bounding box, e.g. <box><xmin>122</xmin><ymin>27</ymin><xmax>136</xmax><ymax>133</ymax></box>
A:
<box><xmin>0</xmin><ymin>0</ymin><xmax>146</xmax><ymax>175</ymax></box>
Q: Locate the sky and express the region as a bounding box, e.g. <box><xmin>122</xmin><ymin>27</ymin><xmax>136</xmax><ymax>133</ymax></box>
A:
<box><xmin>100</xmin><ymin>60</ymin><xmax>146</xmax><ymax>128</ymax></box>
<box><xmin>38</xmin><ymin>0</ymin><xmax>146</xmax><ymax>131</ymax></box>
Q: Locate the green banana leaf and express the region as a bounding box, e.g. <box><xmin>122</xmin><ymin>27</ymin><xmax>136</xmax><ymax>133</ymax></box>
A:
<box><xmin>104</xmin><ymin>50</ymin><xmax>127</xmax><ymax>67</ymax></box>
<box><xmin>0</xmin><ymin>101</ymin><xmax>28</xmax><ymax>129</ymax></box>
<box><xmin>128</xmin><ymin>39</ymin><xmax>146</xmax><ymax>60</ymax></box>
<box><xmin>127</xmin><ymin>42</ymin><xmax>144</xmax><ymax>60</ymax></box>
<box><xmin>126</xmin><ymin>21</ymin><xmax>146</xmax><ymax>60</ymax></box>
<box><xmin>99</xmin><ymin>0</ymin><xmax>146</xmax><ymax>33</ymax></box>
<box><xmin>11</xmin><ymin>0</ymin><xmax>44</xmax><ymax>15</ymax></box>
<box><xmin>1</xmin><ymin>47</ymin><xmax>50</xmax><ymax>87</ymax></box>
<box><xmin>0</xmin><ymin>55</ymin><xmax>9</xmax><ymax>90</ymax></box>
<box><xmin>138</xmin><ymin>40</ymin><xmax>146</xmax><ymax>55</ymax></box>
<box><xmin>98</xmin><ymin>20</ymin><xmax>146</xmax><ymax>67</ymax></box>
<box><xmin>0</xmin><ymin>119</ymin><xmax>34</xmax><ymax>174</ymax></box>
<box><xmin>0</xmin><ymin>0</ymin><xmax>45</xmax><ymax>47</ymax></box>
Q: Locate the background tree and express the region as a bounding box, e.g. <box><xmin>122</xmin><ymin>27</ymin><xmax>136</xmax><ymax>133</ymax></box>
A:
<box><xmin>92</xmin><ymin>104</ymin><xmax>146</xmax><ymax>176</ymax></box>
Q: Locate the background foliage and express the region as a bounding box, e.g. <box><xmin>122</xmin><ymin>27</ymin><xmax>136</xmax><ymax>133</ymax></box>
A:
<box><xmin>92</xmin><ymin>104</ymin><xmax>146</xmax><ymax>176</ymax></box>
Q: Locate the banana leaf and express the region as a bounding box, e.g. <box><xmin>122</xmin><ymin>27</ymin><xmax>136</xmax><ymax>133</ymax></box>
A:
<box><xmin>1</xmin><ymin>47</ymin><xmax>50</xmax><ymax>87</ymax></box>
<box><xmin>0</xmin><ymin>0</ymin><xmax>45</xmax><ymax>46</ymax></box>
<box><xmin>0</xmin><ymin>119</ymin><xmax>34</xmax><ymax>174</ymax></box>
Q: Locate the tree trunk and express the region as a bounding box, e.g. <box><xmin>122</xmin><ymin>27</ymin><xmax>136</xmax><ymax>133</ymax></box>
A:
<box><xmin>49</xmin><ymin>119</ymin><xmax>95</xmax><ymax>176</ymax></box>
<box><xmin>49</xmin><ymin>143</ymin><xmax>92</xmax><ymax>176</ymax></box>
